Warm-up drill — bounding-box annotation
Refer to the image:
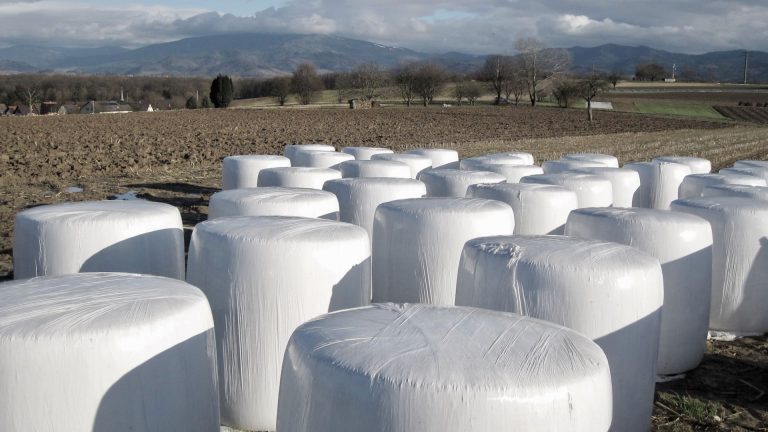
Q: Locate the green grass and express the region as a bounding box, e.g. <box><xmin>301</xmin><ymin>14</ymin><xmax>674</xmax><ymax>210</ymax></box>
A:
<box><xmin>633</xmin><ymin>101</ymin><xmax>727</xmax><ymax>120</ymax></box>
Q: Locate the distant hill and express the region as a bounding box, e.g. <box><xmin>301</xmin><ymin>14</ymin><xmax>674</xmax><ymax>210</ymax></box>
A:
<box><xmin>0</xmin><ymin>33</ymin><xmax>764</xmax><ymax>82</ymax></box>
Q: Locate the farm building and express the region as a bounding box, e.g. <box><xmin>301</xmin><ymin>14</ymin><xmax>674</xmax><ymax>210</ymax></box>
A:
<box><xmin>80</xmin><ymin>100</ymin><xmax>133</xmax><ymax>114</ymax></box>
<box><xmin>4</xmin><ymin>105</ymin><xmax>32</xmax><ymax>115</ymax></box>
<box><xmin>40</xmin><ymin>101</ymin><xmax>59</xmax><ymax>115</ymax></box>
<box><xmin>57</xmin><ymin>103</ymin><xmax>80</xmax><ymax>115</ymax></box>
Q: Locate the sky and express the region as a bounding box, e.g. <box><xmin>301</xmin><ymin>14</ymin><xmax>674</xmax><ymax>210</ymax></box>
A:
<box><xmin>0</xmin><ymin>0</ymin><xmax>766</xmax><ymax>54</ymax></box>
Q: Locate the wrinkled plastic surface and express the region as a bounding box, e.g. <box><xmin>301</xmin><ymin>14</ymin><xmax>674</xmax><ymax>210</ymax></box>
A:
<box><xmin>678</xmin><ymin>173</ymin><xmax>767</xmax><ymax>199</ymax></box>
<box><xmin>672</xmin><ymin>197</ymin><xmax>768</xmax><ymax>333</ymax></box>
<box><xmin>543</xmin><ymin>159</ymin><xmax>608</xmax><ymax>174</ymax></box>
<box><xmin>14</xmin><ymin>200</ymin><xmax>185</xmax><ymax>280</ymax></box>
<box><xmin>222</xmin><ymin>155</ymin><xmax>291</xmax><ymax>190</ymax></box>
<box><xmin>719</xmin><ymin>167</ymin><xmax>768</xmax><ymax>183</ymax></box>
<box><xmin>702</xmin><ymin>184</ymin><xmax>768</xmax><ymax>201</ymax></box>
<box><xmin>341</xmin><ymin>146</ymin><xmax>393</xmax><ymax>160</ymax></box>
<box><xmin>293</xmin><ymin>150</ymin><xmax>355</xmax><ymax>169</ymax></box>
<box><xmin>563</xmin><ymin>153</ymin><xmax>619</xmax><ymax>168</ymax></box>
<box><xmin>459</xmin><ymin>155</ymin><xmax>529</xmax><ymax>171</ymax></box>
<box><xmin>323</xmin><ymin>178</ymin><xmax>426</xmax><ymax>237</ymax></box>
<box><xmin>521</xmin><ymin>173</ymin><xmax>613</xmax><ymax>208</ymax></box>
<box><xmin>405</xmin><ymin>148</ymin><xmax>459</xmax><ymax>168</ymax></box>
<box><xmin>0</xmin><ymin>273</ymin><xmax>219</xmax><ymax>432</ymax></box>
<box><xmin>284</xmin><ymin>144</ymin><xmax>334</xmax><ymax>165</ymax></box>
<box><xmin>372</xmin><ymin>198</ymin><xmax>514</xmax><ymax>305</ymax></box>
<box><xmin>653</xmin><ymin>156</ymin><xmax>711</xmax><ymax>174</ymax></box>
<box><xmin>467</xmin><ymin>183</ymin><xmax>576</xmax><ymax>235</ymax></box>
<box><xmin>485</xmin><ymin>152</ymin><xmax>535</xmax><ymax>165</ymax></box>
<box><xmin>257</xmin><ymin>167</ymin><xmax>342</xmax><ymax>190</ymax></box>
<box><xmin>734</xmin><ymin>160</ymin><xmax>768</xmax><ymax>169</ymax></box>
<box><xmin>463</xmin><ymin>163</ymin><xmax>543</xmax><ymax>183</ymax></box>
<box><xmin>456</xmin><ymin>235</ymin><xmax>663</xmax><ymax>432</ymax></box>
<box><xmin>187</xmin><ymin>216</ymin><xmax>371</xmax><ymax>431</ymax></box>
<box><xmin>568</xmin><ymin>167</ymin><xmax>641</xmax><ymax>207</ymax></box>
<box><xmin>277</xmin><ymin>304</ymin><xmax>612</xmax><ymax>432</ymax></box>
<box><xmin>338</xmin><ymin>160</ymin><xmax>411</xmax><ymax>179</ymax></box>
<box><xmin>419</xmin><ymin>169</ymin><xmax>506</xmax><ymax>197</ymax></box>
<box><xmin>565</xmin><ymin>208</ymin><xmax>713</xmax><ymax>375</ymax></box>
<box><xmin>371</xmin><ymin>153</ymin><xmax>433</xmax><ymax>178</ymax></box>
<box><xmin>208</xmin><ymin>187</ymin><xmax>339</xmax><ymax>220</ymax></box>
<box><xmin>624</xmin><ymin>161</ymin><xmax>692</xmax><ymax>209</ymax></box>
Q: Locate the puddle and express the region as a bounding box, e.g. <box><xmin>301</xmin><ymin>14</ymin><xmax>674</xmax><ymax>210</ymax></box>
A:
<box><xmin>66</xmin><ymin>186</ymin><xmax>84</xmax><ymax>193</ymax></box>
<box><xmin>110</xmin><ymin>190</ymin><xmax>144</xmax><ymax>201</ymax></box>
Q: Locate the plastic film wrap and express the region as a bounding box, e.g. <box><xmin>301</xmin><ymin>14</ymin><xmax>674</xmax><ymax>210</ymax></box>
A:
<box><xmin>463</xmin><ymin>163</ymin><xmax>543</xmax><ymax>183</ymax></box>
<box><xmin>0</xmin><ymin>273</ymin><xmax>219</xmax><ymax>431</ymax></box>
<box><xmin>338</xmin><ymin>160</ymin><xmax>412</xmax><ymax>179</ymax></box>
<box><xmin>13</xmin><ymin>200</ymin><xmax>185</xmax><ymax>280</ymax></box>
<box><xmin>459</xmin><ymin>155</ymin><xmax>529</xmax><ymax>171</ymax></box>
<box><xmin>543</xmin><ymin>159</ymin><xmax>609</xmax><ymax>174</ymax></box>
<box><xmin>719</xmin><ymin>167</ymin><xmax>768</xmax><ymax>183</ymax></box>
<box><xmin>371</xmin><ymin>153</ymin><xmax>433</xmax><ymax>178</ymax></box>
<box><xmin>187</xmin><ymin>216</ymin><xmax>371</xmax><ymax>431</ymax></box>
<box><xmin>624</xmin><ymin>161</ymin><xmax>692</xmax><ymax>209</ymax></box>
<box><xmin>671</xmin><ymin>197</ymin><xmax>768</xmax><ymax>334</ymax></box>
<box><xmin>222</xmin><ymin>155</ymin><xmax>291</xmax><ymax>190</ymax></box>
<box><xmin>293</xmin><ymin>150</ymin><xmax>355</xmax><ymax>169</ymax></box>
<box><xmin>485</xmin><ymin>152</ymin><xmax>535</xmax><ymax>165</ymax></box>
<box><xmin>419</xmin><ymin>169</ymin><xmax>506</xmax><ymax>197</ymax></box>
<box><xmin>653</xmin><ymin>156</ymin><xmax>711</xmax><ymax>174</ymax></box>
<box><xmin>341</xmin><ymin>146</ymin><xmax>393</xmax><ymax>160</ymax></box>
<box><xmin>257</xmin><ymin>167</ymin><xmax>342</xmax><ymax>190</ymax></box>
<box><xmin>467</xmin><ymin>183</ymin><xmax>577</xmax><ymax>235</ymax></box>
<box><xmin>372</xmin><ymin>198</ymin><xmax>514</xmax><ymax>305</ymax></box>
<box><xmin>284</xmin><ymin>144</ymin><xmax>334</xmax><ymax>165</ymax></box>
<box><xmin>702</xmin><ymin>184</ymin><xmax>768</xmax><ymax>201</ymax></box>
<box><xmin>562</xmin><ymin>153</ymin><xmax>619</xmax><ymax>168</ymax></box>
<box><xmin>208</xmin><ymin>187</ymin><xmax>339</xmax><ymax>220</ymax></box>
<box><xmin>678</xmin><ymin>173</ymin><xmax>767</xmax><ymax>200</ymax></box>
<box><xmin>565</xmin><ymin>208</ymin><xmax>713</xmax><ymax>375</ymax></box>
<box><xmin>277</xmin><ymin>304</ymin><xmax>612</xmax><ymax>432</ymax></box>
<box><xmin>456</xmin><ymin>235</ymin><xmax>663</xmax><ymax>432</ymax></box>
<box><xmin>520</xmin><ymin>173</ymin><xmax>613</xmax><ymax>208</ymax></box>
<box><xmin>734</xmin><ymin>160</ymin><xmax>768</xmax><ymax>169</ymax></box>
<box><xmin>568</xmin><ymin>167</ymin><xmax>641</xmax><ymax>207</ymax></box>
<box><xmin>405</xmin><ymin>148</ymin><xmax>459</xmax><ymax>168</ymax></box>
<box><xmin>323</xmin><ymin>178</ymin><xmax>426</xmax><ymax>237</ymax></box>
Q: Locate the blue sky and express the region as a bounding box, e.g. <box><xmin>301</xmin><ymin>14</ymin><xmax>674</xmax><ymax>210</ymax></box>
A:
<box><xmin>0</xmin><ymin>0</ymin><xmax>765</xmax><ymax>54</ymax></box>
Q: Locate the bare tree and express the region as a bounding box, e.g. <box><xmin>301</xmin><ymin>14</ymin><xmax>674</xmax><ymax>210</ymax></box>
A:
<box><xmin>16</xmin><ymin>86</ymin><xmax>39</xmax><ymax>114</ymax></box>
<box><xmin>453</xmin><ymin>81</ymin><xmax>465</xmax><ymax>105</ymax></box>
<box><xmin>480</xmin><ymin>55</ymin><xmax>514</xmax><ymax>104</ymax></box>
<box><xmin>413</xmin><ymin>62</ymin><xmax>446</xmax><ymax>106</ymax></box>
<box><xmin>353</xmin><ymin>62</ymin><xmax>383</xmax><ymax>100</ymax></box>
<box><xmin>551</xmin><ymin>77</ymin><xmax>580</xmax><ymax>108</ymax></box>
<box><xmin>578</xmin><ymin>72</ymin><xmax>610</xmax><ymax>122</ymax></box>
<box><xmin>607</xmin><ymin>71</ymin><xmax>623</xmax><ymax>89</ymax></box>
<box><xmin>270</xmin><ymin>77</ymin><xmax>291</xmax><ymax>106</ymax></box>
<box><xmin>515</xmin><ymin>38</ymin><xmax>571</xmax><ymax>106</ymax></box>
<box><xmin>464</xmin><ymin>81</ymin><xmax>483</xmax><ymax>105</ymax></box>
<box><xmin>291</xmin><ymin>62</ymin><xmax>323</xmax><ymax>105</ymax></box>
<box><xmin>394</xmin><ymin>62</ymin><xmax>418</xmax><ymax>107</ymax></box>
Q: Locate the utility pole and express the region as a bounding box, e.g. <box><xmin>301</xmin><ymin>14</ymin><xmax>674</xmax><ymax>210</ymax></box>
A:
<box><xmin>744</xmin><ymin>51</ymin><xmax>749</xmax><ymax>85</ymax></box>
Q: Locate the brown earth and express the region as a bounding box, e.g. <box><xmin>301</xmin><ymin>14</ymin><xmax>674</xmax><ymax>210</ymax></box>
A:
<box><xmin>0</xmin><ymin>105</ymin><xmax>766</xmax><ymax>431</ymax></box>
<box><xmin>715</xmin><ymin>106</ymin><xmax>768</xmax><ymax>124</ymax></box>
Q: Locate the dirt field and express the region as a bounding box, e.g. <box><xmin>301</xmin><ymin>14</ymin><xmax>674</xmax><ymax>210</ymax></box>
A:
<box><xmin>1</xmin><ymin>105</ymin><xmax>766</xmax><ymax>430</ymax></box>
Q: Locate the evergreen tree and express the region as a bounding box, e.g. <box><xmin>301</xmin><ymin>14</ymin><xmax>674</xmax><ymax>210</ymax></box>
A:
<box><xmin>210</xmin><ymin>74</ymin><xmax>234</xmax><ymax>108</ymax></box>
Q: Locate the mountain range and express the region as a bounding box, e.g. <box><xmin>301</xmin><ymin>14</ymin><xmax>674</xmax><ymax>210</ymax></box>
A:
<box><xmin>0</xmin><ymin>33</ymin><xmax>765</xmax><ymax>83</ymax></box>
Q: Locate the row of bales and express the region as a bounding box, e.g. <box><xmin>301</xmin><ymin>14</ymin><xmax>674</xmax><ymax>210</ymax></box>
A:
<box><xmin>6</xmin><ymin>144</ymin><xmax>768</xmax><ymax>431</ymax></box>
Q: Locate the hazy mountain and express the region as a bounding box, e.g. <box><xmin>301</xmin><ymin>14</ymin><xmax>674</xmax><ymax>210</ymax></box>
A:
<box><xmin>0</xmin><ymin>33</ymin><xmax>764</xmax><ymax>82</ymax></box>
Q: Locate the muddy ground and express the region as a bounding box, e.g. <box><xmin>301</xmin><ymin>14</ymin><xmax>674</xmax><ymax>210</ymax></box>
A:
<box><xmin>0</xmin><ymin>106</ymin><xmax>765</xmax><ymax>430</ymax></box>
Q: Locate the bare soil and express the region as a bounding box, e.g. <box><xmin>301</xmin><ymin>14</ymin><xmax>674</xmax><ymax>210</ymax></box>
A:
<box><xmin>0</xmin><ymin>106</ymin><xmax>765</xmax><ymax>431</ymax></box>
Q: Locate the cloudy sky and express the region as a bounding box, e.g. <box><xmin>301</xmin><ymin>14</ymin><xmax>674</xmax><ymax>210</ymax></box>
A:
<box><xmin>0</xmin><ymin>0</ymin><xmax>765</xmax><ymax>54</ymax></box>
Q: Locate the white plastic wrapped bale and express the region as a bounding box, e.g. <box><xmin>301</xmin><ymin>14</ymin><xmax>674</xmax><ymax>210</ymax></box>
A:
<box><xmin>371</xmin><ymin>153</ymin><xmax>433</xmax><ymax>178</ymax></box>
<box><xmin>341</xmin><ymin>146</ymin><xmax>393</xmax><ymax>160</ymax></box>
<box><xmin>276</xmin><ymin>304</ymin><xmax>612</xmax><ymax>432</ymax></box>
<box><xmin>485</xmin><ymin>151</ymin><xmax>535</xmax><ymax>165</ymax></box>
<box><xmin>221</xmin><ymin>155</ymin><xmax>291</xmax><ymax>190</ymax></box>
<box><xmin>208</xmin><ymin>187</ymin><xmax>339</xmax><ymax>220</ymax></box>
<box><xmin>405</xmin><ymin>148</ymin><xmax>459</xmax><ymax>169</ymax></box>
<box><xmin>467</xmin><ymin>183</ymin><xmax>577</xmax><ymax>235</ymax></box>
<box><xmin>734</xmin><ymin>160</ymin><xmax>768</xmax><ymax>169</ymax></box>
<box><xmin>520</xmin><ymin>173</ymin><xmax>613</xmax><ymax>208</ymax></box>
<box><xmin>13</xmin><ymin>201</ymin><xmax>185</xmax><ymax>280</ymax></box>
<box><xmin>565</xmin><ymin>208</ymin><xmax>713</xmax><ymax>375</ymax></box>
<box><xmin>338</xmin><ymin>160</ymin><xmax>412</xmax><ymax>179</ymax></box>
<box><xmin>719</xmin><ymin>167</ymin><xmax>768</xmax><ymax>183</ymax></box>
<box><xmin>671</xmin><ymin>197</ymin><xmax>768</xmax><ymax>335</ymax></box>
<box><xmin>284</xmin><ymin>144</ymin><xmax>334</xmax><ymax>164</ymax></box>
<box><xmin>257</xmin><ymin>167</ymin><xmax>342</xmax><ymax>190</ymax></box>
<box><xmin>372</xmin><ymin>198</ymin><xmax>514</xmax><ymax>305</ymax></box>
<box><xmin>702</xmin><ymin>184</ymin><xmax>768</xmax><ymax>201</ymax></box>
<box><xmin>0</xmin><ymin>273</ymin><xmax>219</xmax><ymax>431</ymax></box>
<box><xmin>568</xmin><ymin>167</ymin><xmax>641</xmax><ymax>208</ymax></box>
<box><xmin>459</xmin><ymin>154</ymin><xmax>529</xmax><ymax>171</ymax></box>
<box><xmin>293</xmin><ymin>150</ymin><xmax>355</xmax><ymax>169</ymax></box>
<box><xmin>562</xmin><ymin>153</ymin><xmax>620</xmax><ymax>168</ymax></box>
<box><xmin>419</xmin><ymin>169</ymin><xmax>506</xmax><ymax>197</ymax></box>
<box><xmin>468</xmin><ymin>163</ymin><xmax>544</xmax><ymax>183</ymax></box>
<box><xmin>323</xmin><ymin>178</ymin><xmax>426</xmax><ymax>237</ymax></box>
<box><xmin>187</xmin><ymin>216</ymin><xmax>370</xmax><ymax>431</ymax></box>
<box><xmin>456</xmin><ymin>236</ymin><xmax>663</xmax><ymax>432</ymax></box>
<box><xmin>678</xmin><ymin>173</ymin><xmax>767</xmax><ymax>199</ymax></box>
<box><xmin>542</xmin><ymin>159</ymin><xmax>608</xmax><ymax>174</ymax></box>
<box><xmin>624</xmin><ymin>161</ymin><xmax>692</xmax><ymax>209</ymax></box>
<box><xmin>653</xmin><ymin>156</ymin><xmax>712</xmax><ymax>174</ymax></box>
